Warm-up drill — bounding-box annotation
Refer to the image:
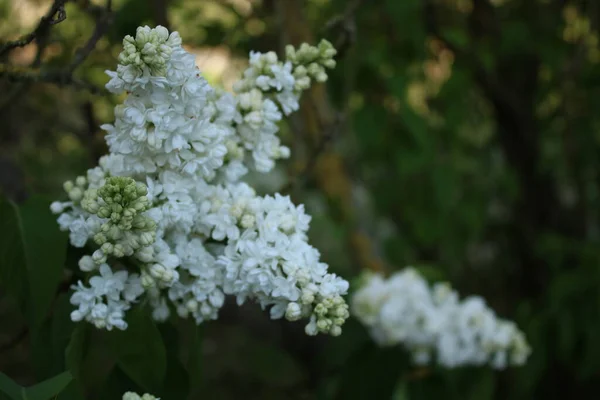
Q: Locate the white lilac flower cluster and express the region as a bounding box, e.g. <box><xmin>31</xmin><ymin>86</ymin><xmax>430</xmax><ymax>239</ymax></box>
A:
<box><xmin>51</xmin><ymin>25</ymin><xmax>349</xmax><ymax>336</ymax></box>
<box><xmin>351</xmin><ymin>268</ymin><xmax>531</xmax><ymax>369</ymax></box>
<box><xmin>122</xmin><ymin>392</ymin><xmax>158</xmax><ymax>400</ymax></box>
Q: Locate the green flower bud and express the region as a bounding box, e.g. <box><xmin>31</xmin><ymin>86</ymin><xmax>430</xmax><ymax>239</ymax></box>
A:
<box><xmin>285</xmin><ymin>44</ymin><xmax>296</xmax><ymax>62</ymax></box>
<box><xmin>113</xmin><ymin>243</ymin><xmax>126</xmax><ymax>258</ymax></box>
<box><xmin>68</xmin><ymin>187</ymin><xmax>83</xmax><ymax>202</ymax></box>
<box><xmin>63</xmin><ymin>180</ymin><xmax>74</xmax><ymax>192</ymax></box>
<box><xmin>136</xmin><ymin>183</ymin><xmax>148</xmax><ymax>196</ymax></box>
<box><xmin>314</xmin><ymin>303</ymin><xmax>327</xmax><ymax>316</ymax></box>
<box><xmin>94</xmin><ymin>232</ymin><xmax>108</xmax><ymax>245</ymax></box>
<box><xmin>140</xmin><ymin>232</ymin><xmax>155</xmax><ymax>246</ymax></box>
<box><xmin>107</xmin><ymin>225</ymin><xmax>122</xmax><ymax>241</ymax></box>
<box><xmin>330</xmin><ymin>325</ymin><xmax>342</xmax><ymax>336</ymax></box>
<box><xmin>101</xmin><ymin>242</ymin><xmax>114</xmax><ymax>254</ymax></box>
<box><xmin>75</xmin><ymin>176</ymin><xmax>87</xmax><ymax>187</ymax></box>
<box><xmin>317</xmin><ymin>318</ymin><xmax>331</xmax><ymax>331</ymax></box>
<box><xmin>98</xmin><ymin>206</ymin><xmax>111</xmax><ymax>218</ymax></box>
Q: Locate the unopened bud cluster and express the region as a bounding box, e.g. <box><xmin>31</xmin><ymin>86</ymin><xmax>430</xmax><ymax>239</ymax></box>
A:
<box><xmin>290</xmin><ymin>292</ymin><xmax>349</xmax><ymax>337</ymax></box>
<box><xmin>285</xmin><ymin>39</ymin><xmax>337</xmax><ymax>87</ymax></box>
<box><xmin>81</xmin><ymin>176</ymin><xmax>156</xmax><ymax>265</ymax></box>
<box><xmin>230</xmin><ymin>39</ymin><xmax>337</xmax><ymax>171</ymax></box>
<box><xmin>61</xmin><ymin>176</ymin><xmax>89</xmax><ymax>204</ymax></box>
<box><xmin>119</xmin><ymin>25</ymin><xmax>181</xmax><ymax>76</ymax></box>
<box><xmin>52</xmin><ymin>26</ymin><xmax>348</xmax><ymax>336</ymax></box>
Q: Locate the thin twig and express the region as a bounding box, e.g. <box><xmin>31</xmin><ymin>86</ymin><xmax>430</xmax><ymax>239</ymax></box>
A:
<box><xmin>321</xmin><ymin>0</ymin><xmax>364</xmax><ymax>58</ymax></box>
<box><xmin>0</xmin><ymin>67</ymin><xmax>103</xmax><ymax>94</ymax></box>
<box><xmin>67</xmin><ymin>0</ymin><xmax>113</xmax><ymax>74</ymax></box>
<box><xmin>0</xmin><ymin>0</ymin><xmax>68</xmax><ymax>58</ymax></box>
<box><xmin>0</xmin><ymin>0</ymin><xmax>113</xmax><ymax>96</ymax></box>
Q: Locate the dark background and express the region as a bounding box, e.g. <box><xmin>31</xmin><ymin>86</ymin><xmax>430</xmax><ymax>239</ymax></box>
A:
<box><xmin>1</xmin><ymin>0</ymin><xmax>600</xmax><ymax>399</ymax></box>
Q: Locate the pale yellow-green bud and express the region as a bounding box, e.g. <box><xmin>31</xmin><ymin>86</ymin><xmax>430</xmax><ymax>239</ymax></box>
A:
<box><xmin>98</xmin><ymin>206</ymin><xmax>111</xmax><ymax>218</ymax></box>
<box><xmin>285</xmin><ymin>45</ymin><xmax>296</xmax><ymax>61</ymax></box>
<box><xmin>75</xmin><ymin>176</ymin><xmax>87</xmax><ymax>186</ymax></box>
<box><xmin>141</xmin><ymin>272</ymin><xmax>156</xmax><ymax>289</ymax></box>
<box><xmin>186</xmin><ymin>299</ymin><xmax>199</xmax><ymax>312</ymax></box>
<box><xmin>330</xmin><ymin>325</ymin><xmax>342</xmax><ymax>336</ymax></box>
<box><xmin>63</xmin><ymin>180</ymin><xmax>74</xmax><ymax>192</ymax></box>
<box><xmin>294</xmin><ymin>65</ymin><xmax>307</xmax><ymax>77</ymax></box>
<box><xmin>113</xmin><ymin>243</ymin><xmax>126</xmax><ymax>258</ymax></box>
<box><xmin>68</xmin><ymin>187</ymin><xmax>83</xmax><ymax>202</ymax></box>
<box><xmin>317</xmin><ymin>318</ymin><xmax>331</xmax><ymax>331</ymax></box>
<box><xmin>323</xmin><ymin>59</ymin><xmax>336</xmax><ymax>69</ymax></box>
<box><xmin>140</xmin><ymin>232</ymin><xmax>155</xmax><ymax>246</ymax></box>
<box><xmin>101</xmin><ymin>242</ymin><xmax>114</xmax><ymax>254</ymax></box>
<box><xmin>107</xmin><ymin>225</ymin><xmax>122</xmax><ymax>241</ymax></box>
<box><xmin>314</xmin><ymin>303</ymin><xmax>327</xmax><ymax>316</ymax></box>
<box><xmin>301</xmin><ymin>291</ymin><xmax>315</xmax><ymax>305</ymax></box>
<box><xmin>94</xmin><ymin>232</ymin><xmax>107</xmax><ymax>245</ymax></box>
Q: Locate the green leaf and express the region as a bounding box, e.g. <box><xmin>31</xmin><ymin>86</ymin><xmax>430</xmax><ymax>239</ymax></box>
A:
<box><xmin>65</xmin><ymin>324</ymin><xmax>88</xmax><ymax>380</ymax></box>
<box><xmin>30</xmin><ymin>295</ymin><xmax>78</xmax><ymax>381</ymax></box>
<box><xmin>0</xmin><ymin>198</ymin><xmax>29</xmax><ymax>315</ymax></box>
<box><xmin>19</xmin><ymin>196</ymin><xmax>68</xmax><ymax>327</ymax></box>
<box><xmin>153</xmin><ymin>323</ymin><xmax>190</xmax><ymax>399</ymax></box>
<box><xmin>108</xmin><ymin>308</ymin><xmax>166</xmax><ymax>393</ymax></box>
<box><xmin>30</xmin><ymin>319</ymin><xmax>55</xmax><ymax>380</ymax></box>
<box><xmin>79</xmin><ymin>329</ymin><xmax>117</xmax><ymax>392</ymax></box>
<box><xmin>24</xmin><ymin>371</ymin><xmax>72</xmax><ymax>400</ymax></box>
<box><xmin>51</xmin><ymin>294</ymin><xmax>78</xmax><ymax>372</ymax></box>
<box><xmin>0</xmin><ymin>373</ymin><xmax>21</xmax><ymax>400</ymax></box>
<box><xmin>0</xmin><ymin>195</ymin><xmax>68</xmax><ymax>327</ymax></box>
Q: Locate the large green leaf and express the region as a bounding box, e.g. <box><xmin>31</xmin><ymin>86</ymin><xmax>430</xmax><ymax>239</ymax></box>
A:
<box><xmin>65</xmin><ymin>323</ymin><xmax>88</xmax><ymax>386</ymax></box>
<box><xmin>25</xmin><ymin>372</ymin><xmax>72</xmax><ymax>400</ymax></box>
<box><xmin>0</xmin><ymin>195</ymin><xmax>68</xmax><ymax>327</ymax></box>
<box><xmin>108</xmin><ymin>308</ymin><xmax>167</xmax><ymax>393</ymax></box>
<box><xmin>0</xmin><ymin>374</ymin><xmax>21</xmax><ymax>400</ymax></box>
<box><xmin>157</xmin><ymin>323</ymin><xmax>190</xmax><ymax>400</ymax></box>
<box><xmin>0</xmin><ymin>198</ymin><xmax>28</xmax><ymax>315</ymax></box>
<box><xmin>51</xmin><ymin>294</ymin><xmax>78</xmax><ymax>372</ymax></box>
<box><xmin>0</xmin><ymin>372</ymin><xmax>72</xmax><ymax>400</ymax></box>
<box><xmin>30</xmin><ymin>318</ymin><xmax>55</xmax><ymax>380</ymax></box>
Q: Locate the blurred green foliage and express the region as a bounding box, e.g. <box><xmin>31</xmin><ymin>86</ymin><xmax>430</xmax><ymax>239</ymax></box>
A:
<box><xmin>1</xmin><ymin>0</ymin><xmax>600</xmax><ymax>399</ymax></box>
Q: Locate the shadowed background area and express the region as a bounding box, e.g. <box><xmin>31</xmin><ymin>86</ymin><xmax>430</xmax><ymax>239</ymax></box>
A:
<box><xmin>1</xmin><ymin>0</ymin><xmax>600</xmax><ymax>399</ymax></box>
